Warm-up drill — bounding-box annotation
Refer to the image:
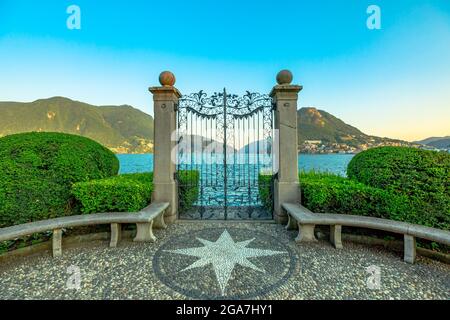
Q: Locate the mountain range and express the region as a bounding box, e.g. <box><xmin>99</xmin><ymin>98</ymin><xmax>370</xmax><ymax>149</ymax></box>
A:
<box><xmin>0</xmin><ymin>97</ymin><xmax>154</xmax><ymax>153</ymax></box>
<box><xmin>297</xmin><ymin>107</ymin><xmax>410</xmax><ymax>147</ymax></box>
<box><xmin>0</xmin><ymin>97</ymin><xmax>416</xmax><ymax>153</ymax></box>
<box><xmin>414</xmin><ymin>136</ymin><xmax>450</xmax><ymax>149</ymax></box>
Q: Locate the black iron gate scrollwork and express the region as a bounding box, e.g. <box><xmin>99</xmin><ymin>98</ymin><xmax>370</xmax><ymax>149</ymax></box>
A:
<box><xmin>176</xmin><ymin>89</ymin><xmax>274</xmax><ymax>220</ymax></box>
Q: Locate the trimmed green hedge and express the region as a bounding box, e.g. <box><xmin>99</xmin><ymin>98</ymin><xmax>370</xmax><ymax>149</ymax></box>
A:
<box><xmin>72</xmin><ymin>173</ymin><xmax>153</xmax><ymax>214</ymax></box>
<box><xmin>178</xmin><ymin>170</ymin><xmax>200</xmax><ymax>212</ymax></box>
<box><xmin>299</xmin><ymin>171</ymin><xmax>413</xmax><ymax>221</ymax></box>
<box><xmin>259</xmin><ymin>170</ymin><xmax>447</xmax><ymax>231</ymax></box>
<box><xmin>258</xmin><ymin>174</ymin><xmax>273</xmax><ymax>211</ymax></box>
<box><xmin>348</xmin><ymin>147</ymin><xmax>450</xmax><ymax>230</ymax></box>
<box><xmin>72</xmin><ymin>170</ymin><xmax>200</xmax><ymax>214</ymax></box>
<box><xmin>0</xmin><ymin>132</ymin><xmax>119</xmax><ymax>228</ymax></box>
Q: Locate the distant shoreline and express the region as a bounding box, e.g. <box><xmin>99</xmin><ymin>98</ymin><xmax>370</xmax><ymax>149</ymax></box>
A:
<box><xmin>114</xmin><ymin>152</ymin><xmax>358</xmax><ymax>156</ymax></box>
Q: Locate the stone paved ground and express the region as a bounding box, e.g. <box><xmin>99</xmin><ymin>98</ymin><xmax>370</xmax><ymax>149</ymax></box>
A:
<box><xmin>0</xmin><ymin>221</ymin><xmax>449</xmax><ymax>300</ymax></box>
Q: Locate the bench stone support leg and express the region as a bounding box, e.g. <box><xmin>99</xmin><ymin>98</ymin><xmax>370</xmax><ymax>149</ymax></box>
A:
<box><xmin>295</xmin><ymin>223</ymin><xmax>317</xmax><ymax>243</ymax></box>
<box><xmin>286</xmin><ymin>214</ymin><xmax>298</xmax><ymax>231</ymax></box>
<box><xmin>404</xmin><ymin>235</ymin><xmax>416</xmax><ymax>264</ymax></box>
<box><xmin>52</xmin><ymin>228</ymin><xmax>62</xmax><ymax>258</ymax></box>
<box><xmin>153</xmin><ymin>211</ymin><xmax>167</xmax><ymax>230</ymax></box>
<box><xmin>330</xmin><ymin>225</ymin><xmax>343</xmax><ymax>249</ymax></box>
<box><xmin>134</xmin><ymin>221</ymin><xmax>156</xmax><ymax>242</ymax></box>
<box><xmin>110</xmin><ymin>223</ymin><xmax>122</xmax><ymax>248</ymax></box>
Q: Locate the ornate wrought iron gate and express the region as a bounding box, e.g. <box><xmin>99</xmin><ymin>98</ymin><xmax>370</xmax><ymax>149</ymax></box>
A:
<box><xmin>176</xmin><ymin>89</ymin><xmax>274</xmax><ymax>220</ymax></box>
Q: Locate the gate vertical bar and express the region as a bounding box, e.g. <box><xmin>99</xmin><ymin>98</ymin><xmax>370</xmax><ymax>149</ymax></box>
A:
<box><xmin>223</xmin><ymin>88</ymin><xmax>228</xmax><ymax>220</ymax></box>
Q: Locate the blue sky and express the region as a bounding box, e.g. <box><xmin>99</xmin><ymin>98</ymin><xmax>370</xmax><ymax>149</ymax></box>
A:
<box><xmin>0</xmin><ymin>0</ymin><xmax>449</xmax><ymax>141</ymax></box>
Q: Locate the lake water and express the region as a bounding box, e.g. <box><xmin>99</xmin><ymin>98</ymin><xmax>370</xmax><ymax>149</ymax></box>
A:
<box><xmin>117</xmin><ymin>153</ymin><xmax>354</xmax><ymax>176</ymax></box>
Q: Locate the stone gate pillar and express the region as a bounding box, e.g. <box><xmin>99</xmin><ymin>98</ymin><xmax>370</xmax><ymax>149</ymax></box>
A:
<box><xmin>270</xmin><ymin>70</ymin><xmax>303</xmax><ymax>224</ymax></box>
<box><xmin>149</xmin><ymin>71</ymin><xmax>181</xmax><ymax>223</ymax></box>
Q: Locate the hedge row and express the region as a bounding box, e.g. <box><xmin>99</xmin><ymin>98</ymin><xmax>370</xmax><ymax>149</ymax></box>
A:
<box><xmin>299</xmin><ymin>171</ymin><xmax>413</xmax><ymax>222</ymax></box>
<box><xmin>258</xmin><ymin>170</ymin><xmax>447</xmax><ymax>231</ymax></box>
<box><xmin>72</xmin><ymin>173</ymin><xmax>153</xmax><ymax>214</ymax></box>
<box><xmin>258</xmin><ymin>174</ymin><xmax>273</xmax><ymax>211</ymax></box>
<box><xmin>177</xmin><ymin>170</ymin><xmax>200</xmax><ymax>212</ymax></box>
<box><xmin>0</xmin><ymin>132</ymin><xmax>119</xmax><ymax>228</ymax></box>
<box><xmin>71</xmin><ymin>171</ymin><xmax>200</xmax><ymax>214</ymax></box>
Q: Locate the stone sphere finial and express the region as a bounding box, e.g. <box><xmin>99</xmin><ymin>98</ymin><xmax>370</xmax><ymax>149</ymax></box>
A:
<box><xmin>276</xmin><ymin>69</ymin><xmax>293</xmax><ymax>85</ymax></box>
<box><xmin>159</xmin><ymin>71</ymin><xmax>176</xmax><ymax>86</ymax></box>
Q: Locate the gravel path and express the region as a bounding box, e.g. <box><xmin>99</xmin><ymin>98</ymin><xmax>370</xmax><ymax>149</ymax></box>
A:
<box><xmin>0</xmin><ymin>221</ymin><xmax>449</xmax><ymax>300</ymax></box>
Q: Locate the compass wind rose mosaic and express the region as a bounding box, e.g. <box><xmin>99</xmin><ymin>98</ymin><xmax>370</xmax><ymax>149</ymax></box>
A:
<box><xmin>153</xmin><ymin>227</ymin><xmax>297</xmax><ymax>299</ymax></box>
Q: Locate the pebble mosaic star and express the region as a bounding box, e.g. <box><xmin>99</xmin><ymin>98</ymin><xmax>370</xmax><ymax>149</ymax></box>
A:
<box><xmin>164</xmin><ymin>229</ymin><xmax>287</xmax><ymax>295</ymax></box>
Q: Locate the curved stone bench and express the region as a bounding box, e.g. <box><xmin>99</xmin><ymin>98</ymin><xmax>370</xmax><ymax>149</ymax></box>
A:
<box><xmin>0</xmin><ymin>202</ymin><xmax>170</xmax><ymax>258</ymax></box>
<box><xmin>282</xmin><ymin>203</ymin><xmax>450</xmax><ymax>264</ymax></box>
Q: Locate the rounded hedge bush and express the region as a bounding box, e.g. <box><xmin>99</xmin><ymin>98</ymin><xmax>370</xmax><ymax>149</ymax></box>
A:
<box><xmin>0</xmin><ymin>132</ymin><xmax>119</xmax><ymax>227</ymax></box>
<box><xmin>347</xmin><ymin>147</ymin><xmax>450</xmax><ymax>229</ymax></box>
